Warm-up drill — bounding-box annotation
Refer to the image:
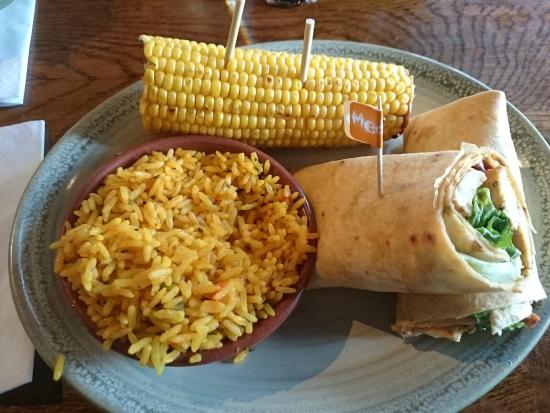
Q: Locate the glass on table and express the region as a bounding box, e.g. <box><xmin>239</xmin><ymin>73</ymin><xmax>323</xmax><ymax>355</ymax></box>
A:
<box><xmin>265</xmin><ymin>0</ymin><xmax>319</xmax><ymax>7</ymax></box>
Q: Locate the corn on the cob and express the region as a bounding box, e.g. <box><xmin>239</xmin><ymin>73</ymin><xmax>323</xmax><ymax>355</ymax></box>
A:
<box><xmin>139</xmin><ymin>35</ymin><xmax>414</xmax><ymax>147</ymax></box>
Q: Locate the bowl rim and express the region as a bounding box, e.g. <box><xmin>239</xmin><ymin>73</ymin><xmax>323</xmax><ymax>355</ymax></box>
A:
<box><xmin>57</xmin><ymin>135</ymin><xmax>317</xmax><ymax>366</ymax></box>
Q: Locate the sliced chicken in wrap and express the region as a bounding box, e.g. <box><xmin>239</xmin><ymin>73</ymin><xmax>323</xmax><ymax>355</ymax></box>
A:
<box><xmin>393</xmin><ymin>90</ymin><xmax>546</xmax><ymax>340</ymax></box>
<box><xmin>295</xmin><ymin>144</ymin><xmax>533</xmax><ymax>294</ymax></box>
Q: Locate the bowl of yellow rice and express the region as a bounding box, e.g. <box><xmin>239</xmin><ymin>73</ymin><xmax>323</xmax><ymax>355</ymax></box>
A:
<box><xmin>50</xmin><ymin>135</ymin><xmax>317</xmax><ymax>373</ymax></box>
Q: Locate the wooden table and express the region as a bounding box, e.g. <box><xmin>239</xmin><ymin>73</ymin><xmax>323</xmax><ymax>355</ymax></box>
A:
<box><xmin>1</xmin><ymin>0</ymin><xmax>548</xmax><ymax>411</ymax></box>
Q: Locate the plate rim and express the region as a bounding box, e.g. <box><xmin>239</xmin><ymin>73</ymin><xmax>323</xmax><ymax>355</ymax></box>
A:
<box><xmin>9</xmin><ymin>39</ymin><xmax>550</xmax><ymax>412</ymax></box>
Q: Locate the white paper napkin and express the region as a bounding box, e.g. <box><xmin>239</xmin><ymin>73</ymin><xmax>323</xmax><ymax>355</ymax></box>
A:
<box><xmin>0</xmin><ymin>0</ymin><xmax>37</xmax><ymax>106</ymax></box>
<box><xmin>0</xmin><ymin>120</ymin><xmax>44</xmax><ymax>394</ymax></box>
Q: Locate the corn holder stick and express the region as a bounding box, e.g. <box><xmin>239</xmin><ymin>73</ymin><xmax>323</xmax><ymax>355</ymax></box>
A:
<box><xmin>225</xmin><ymin>0</ymin><xmax>246</xmax><ymax>65</ymax></box>
<box><xmin>300</xmin><ymin>18</ymin><xmax>315</xmax><ymax>83</ymax></box>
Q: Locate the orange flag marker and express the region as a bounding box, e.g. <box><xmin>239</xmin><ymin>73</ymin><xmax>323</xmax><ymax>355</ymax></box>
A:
<box><xmin>344</xmin><ymin>97</ymin><xmax>385</xmax><ymax>196</ymax></box>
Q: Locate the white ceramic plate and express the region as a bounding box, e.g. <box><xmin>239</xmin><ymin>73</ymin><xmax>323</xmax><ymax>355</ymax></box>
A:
<box><xmin>10</xmin><ymin>40</ymin><xmax>550</xmax><ymax>412</ymax></box>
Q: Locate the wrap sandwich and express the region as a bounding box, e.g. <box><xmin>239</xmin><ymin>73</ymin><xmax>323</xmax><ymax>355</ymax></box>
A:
<box><xmin>393</xmin><ymin>90</ymin><xmax>546</xmax><ymax>341</ymax></box>
<box><xmin>294</xmin><ymin>144</ymin><xmax>533</xmax><ymax>294</ymax></box>
<box><xmin>393</xmin><ymin>272</ymin><xmax>544</xmax><ymax>341</ymax></box>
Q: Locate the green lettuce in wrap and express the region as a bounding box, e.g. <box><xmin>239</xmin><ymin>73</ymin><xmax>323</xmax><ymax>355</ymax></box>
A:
<box><xmin>453</xmin><ymin>186</ymin><xmax>522</xmax><ymax>283</ymax></box>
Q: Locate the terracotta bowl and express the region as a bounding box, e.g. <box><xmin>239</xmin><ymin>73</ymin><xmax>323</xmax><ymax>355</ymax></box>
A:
<box><xmin>58</xmin><ymin>135</ymin><xmax>317</xmax><ymax>366</ymax></box>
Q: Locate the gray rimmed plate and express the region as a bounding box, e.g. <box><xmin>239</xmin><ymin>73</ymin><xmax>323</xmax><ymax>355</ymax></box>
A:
<box><xmin>9</xmin><ymin>40</ymin><xmax>549</xmax><ymax>412</ymax></box>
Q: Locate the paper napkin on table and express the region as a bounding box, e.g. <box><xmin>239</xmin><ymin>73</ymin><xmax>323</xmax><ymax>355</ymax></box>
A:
<box><xmin>0</xmin><ymin>120</ymin><xmax>44</xmax><ymax>394</ymax></box>
<box><xmin>0</xmin><ymin>0</ymin><xmax>37</xmax><ymax>106</ymax></box>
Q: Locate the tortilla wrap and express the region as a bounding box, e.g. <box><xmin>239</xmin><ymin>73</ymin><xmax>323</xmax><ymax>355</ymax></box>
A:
<box><xmin>404</xmin><ymin>90</ymin><xmax>533</xmax><ymax>263</ymax></box>
<box><xmin>295</xmin><ymin>145</ymin><xmax>530</xmax><ymax>294</ymax></box>
<box><xmin>394</xmin><ymin>90</ymin><xmax>546</xmax><ymax>341</ymax></box>
<box><xmin>392</xmin><ymin>270</ymin><xmax>545</xmax><ymax>341</ymax></box>
<box><xmin>404</xmin><ymin>90</ymin><xmax>522</xmax><ymax>185</ymax></box>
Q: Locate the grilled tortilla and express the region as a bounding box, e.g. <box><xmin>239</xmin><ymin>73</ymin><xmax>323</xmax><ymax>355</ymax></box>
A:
<box><xmin>295</xmin><ymin>144</ymin><xmax>532</xmax><ymax>294</ymax></box>
<box><xmin>392</xmin><ymin>271</ymin><xmax>545</xmax><ymax>341</ymax></box>
<box><xmin>393</xmin><ymin>90</ymin><xmax>545</xmax><ymax>341</ymax></box>
<box><xmin>404</xmin><ymin>90</ymin><xmax>522</xmax><ymax>185</ymax></box>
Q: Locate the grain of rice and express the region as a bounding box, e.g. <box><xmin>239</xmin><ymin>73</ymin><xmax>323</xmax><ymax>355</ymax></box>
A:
<box><xmin>50</xmin><ymin>150</ymin><xmax>314</xmax><ymax>372</ymax></box>
<box><xmin>128</xmin><ymin>332</ymin><xmax>138</xmax><ymax>344</ymax></box>
<box><xmin>233</xmin><ymin>349</ymin><xmax>249</xmax><ymax>364</ymax></box>
<box><xmin>164</xmin><ymin>350</ymin><xmax>181</xmax><ymax>364</ymax></box>
<box><xmin>189</xmin><ymin>354</ymin><xmax>202</xmax><ymax>364</ymax></box>
<box><xmin>53</xmin><ymin>354</ymin><xmax>65</xmax><ymax>381</ymax></box>
<box><xmin>102</xmin><ymin>339</ymin><xmax>114</xmax><ymax>351</ymax></box>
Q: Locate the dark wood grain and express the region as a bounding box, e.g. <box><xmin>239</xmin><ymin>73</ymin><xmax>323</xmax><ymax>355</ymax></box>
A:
<box><xmin>0</xmin><ymin>0</ymin><xmax>548</xmax><ymax>411</ymax></box>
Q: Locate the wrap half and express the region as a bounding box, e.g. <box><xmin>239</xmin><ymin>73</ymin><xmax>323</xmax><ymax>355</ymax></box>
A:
<box><xmin>393</xmin><ymin>273</ymin><xmax>545</xmax><ymax>341</ymax></box>
<box><xmin>404</xmin><ymin>90</ymin><xmax>522</xmax><ymax>185</ymax></box>
<box><xmin>394</xmin><ymin>90</ymin><xmax>546</xmax><ymax>341</ymax></box>
<box><xmin>295</xmin><ymin>144</ymin><xmax>532</xmax><ymax>294</ymax></box>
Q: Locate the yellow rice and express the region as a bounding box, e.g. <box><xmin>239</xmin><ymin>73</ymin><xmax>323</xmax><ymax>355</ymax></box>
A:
<box><xmin>50</xmin><ymin>149</ymin><xmax>314</xmax><ymax>374</ymax></box>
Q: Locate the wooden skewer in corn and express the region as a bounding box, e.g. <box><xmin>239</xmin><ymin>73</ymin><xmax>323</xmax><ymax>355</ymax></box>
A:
<box><xmin>225</xmin><ymin>0</ymin><xmax>246</xmax><ymax>65</ymax></box>
<box><xmin>300</xmin><ymin>18</ymin><xmax>315</xmax><ymax>83</ymax></box>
